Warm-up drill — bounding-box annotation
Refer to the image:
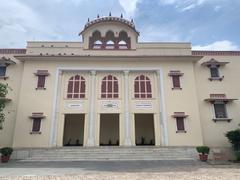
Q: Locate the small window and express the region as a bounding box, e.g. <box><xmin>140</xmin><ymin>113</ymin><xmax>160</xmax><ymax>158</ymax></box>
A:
<box><xmin>35</xmin><ymin>70</ymin><xmax>49</xmax><ymax>89</ymax></box>
<box><xmin>0</xmin><ymin>66</ymin><xmax>6</xmax><ymax>76</ymax></box>
<box><xmin>214</xmin><ymin>103</ymin><xmax>227</xmax><ymax>118</ymax></box>
<box><xmin>37</xmin><ymin>75</ymin><xmax>46</xmax><ymax>89</ymax></box>
<box><xmin>210</xmin><ymin>67</ymin><xmax>219</xmax><ymax>78</ymax></box>
<box><xmin>32</xmin><ymin>118</ymin><xmax>41</xmax><ymax>132</ymax></box>
<box><xmin>176</xmin><ymin>117</ymin><xmax>185</xmax><ymax>131</ymax></box>
<box><xmin>172</xmin><ymin>76</ymin><xmax>181</xmax><ymax>89</ymax></box>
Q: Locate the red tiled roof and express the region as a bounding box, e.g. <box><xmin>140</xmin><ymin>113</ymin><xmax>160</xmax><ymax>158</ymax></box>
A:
<box><xmin>0</xmin><ymin>49</ymin><xmax>26</xmax><ymax>54</ymax></box>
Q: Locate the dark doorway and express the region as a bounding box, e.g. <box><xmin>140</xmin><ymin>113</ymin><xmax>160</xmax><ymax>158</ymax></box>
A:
<box><xmin>100</xmin><ymin>114</ymin><xmax>119</xmax><ymax>146</ymax></box>
<box><xmin>63</xmin><ymin>114</ymin><xmax>85</xmax><ymax>146</ymax></box>
<box><xmin>135</xmin><ymin>114</ymin><xmax>155</xmax><ymax>146</ymax></box>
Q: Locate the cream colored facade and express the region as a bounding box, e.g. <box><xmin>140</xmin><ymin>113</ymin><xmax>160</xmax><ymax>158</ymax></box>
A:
<box><xmin>0</xmin><ymin>17</ymin><xmax>239</xmax><ymax>150</ymax></box>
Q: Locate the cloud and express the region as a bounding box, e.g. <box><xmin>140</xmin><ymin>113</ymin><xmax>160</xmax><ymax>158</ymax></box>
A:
<box><xmin>192</xmin><ymin>40</ymin><xmax>239</xmax><ymax>50</ymax></box>
<box><xmin>118</xmin><ymin>0</ymin><xmax>141</xmax><ymax>17</ymax></box>
<box><xmin>0</xmin><ymin>0</ymin><xmax>60</xmax><ymax>47</ymax></box>
<box><xmin>158</xmin><ymin>0</ymin><xmax>213</xmax><ymax>11</ymax></box>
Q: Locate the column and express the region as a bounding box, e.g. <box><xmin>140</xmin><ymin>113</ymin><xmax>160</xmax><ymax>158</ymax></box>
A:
<box><xmin>157</xmin><ymin>70</ymin><xmax>168</xmax><ymax>146</ymax></box>
<box><xmin>50</xmin><ymin>69</ymin><xmax>63</xmax><ymax>147</ymax></box>
<box><xmin>123</xmin><ymin>70</ymin><xmax>132</xmax><ymax>146</ymax></box>
<box><xmin>87</xmin><ymin>70</ymin><xmax>96</xmax><ymax>146</ymax></box>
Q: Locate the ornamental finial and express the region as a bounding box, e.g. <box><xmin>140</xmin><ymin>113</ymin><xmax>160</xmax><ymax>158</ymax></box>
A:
<box><xmin>121</xmin><ymin>13</ymin><xmax>123</xmax><ymax>18</ymax></box>
<box><xmin>97</xmin><ymin>14</ymin><xmax>100</xmax><ymax>18</ymax></box>
<box><xmin>88</xmin><ymin>18</ymin><xmax>90</xmax><ymax>22</ymax></box>
<box><xmin>109</xmin><ymin>12</ymin><xmax>112</xmax><ymax>16</ymax></box>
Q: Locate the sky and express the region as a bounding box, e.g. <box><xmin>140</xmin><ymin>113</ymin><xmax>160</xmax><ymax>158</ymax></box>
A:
<box><xmin>0</xmin><ymin>0</ymin><xmax>240</xmax><ymax>50</ymax></box>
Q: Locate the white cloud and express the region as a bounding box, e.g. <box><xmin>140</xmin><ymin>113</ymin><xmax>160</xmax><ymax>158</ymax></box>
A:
<box><xmin>0</xmin><ymin>0</ymin><xmax>62</xmax><ymax>47</ymax></box>
<box><xmin>118</xmin><ymin>0</ymin><xmax>141</xmax><ymax>17</ymax></box>
<box><xmin>158</xmin><ymin>0</ymin><xmax>215</xmax><ymax>11</ymax></box>
<box><xmin>192</xmin><ymin>41</ymin><xmax>239</xmax><ymax>50</ymax></box>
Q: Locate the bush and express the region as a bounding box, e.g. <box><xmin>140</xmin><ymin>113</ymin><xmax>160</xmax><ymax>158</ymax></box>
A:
<box><xmin>196</xmin><ymin>146</ymin><xmax>210</xmax><ymax>155</ymax></box>
<box><xmin>235</xmin><ymin>151</ymin><xmax>240</xmax><ymax>162</ymax></box>
<box><xmin>226</xmin><ymin>129</ymin><xmax>240</xmax><ymax>151</ymax></box>
<box><xmin>0</xmin><ymin>147</ymin><xmax>13</xmax><ymax>156</ymax></box>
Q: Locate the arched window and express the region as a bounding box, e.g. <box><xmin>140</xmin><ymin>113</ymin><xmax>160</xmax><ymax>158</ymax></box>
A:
<box><xmin>105</xmin><ymin>31</ymin><xmax>115</xmax><ymax>49</ymax></box>
<box><xmin>91</xmin><ymin>30</ymin><xmax>102</xmax><ymax>49</ymax></box>
<box><xmin>134</xmin><ymin>75</ymin><xmax>152</xmax><ymax>98</ymax></box>
<box><xmin>101</xmin><ymin>75</ymin><xmax>118</xmax><ymax>98</ymax></box>
<box><xmin>118</xmin><ymin>31</ymin><xmax>129</xmax><ymax>49</ymax></box>
<box><xmin>67</xmin><ymin>75</ymin><xmax>86</xmax><ymax>99</ymax></box>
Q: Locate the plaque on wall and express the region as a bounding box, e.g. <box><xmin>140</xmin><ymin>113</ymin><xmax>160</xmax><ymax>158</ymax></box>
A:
<box><xmin>135</xmin><ymin>102</ymin><xmax>152</xmax><ymax>109</ymax></box>
<box><xmin>65</xmin><ymin>102</ymin><xmax>84</xmax><ymax>110</ymax></box>
<box><xmin>101</xmin><ymin>100</ymin><xmax>120</xmax><ymax>109</ymax></box>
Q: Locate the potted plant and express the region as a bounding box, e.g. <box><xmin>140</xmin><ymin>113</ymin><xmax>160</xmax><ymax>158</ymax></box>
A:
<box><xmin>196</xmin><ymin>146</ymin><xmax>210</xmax><ymax>162</ymax></box>
<box><xmin>0</xmin><ymin>147</ymin><xmax>13</xmax><ymax>163</ymax></box>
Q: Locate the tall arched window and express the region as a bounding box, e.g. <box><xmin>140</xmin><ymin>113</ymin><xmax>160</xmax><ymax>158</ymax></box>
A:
<box><xmin>101</xmin><ymin>75</ymin><xmax>119</xmax><ymax>98</ymax></box>
<box><xmin>105</xmin><ymin>31</ymin><xmax>115</xmax><ymax>49</ymax></box>
<box><xmin>67</xmin><ymin>75</ymin><xmax>86</xmax><ymax>99</ymax></box>
<box><xmin>91</xmin><ymin>30</ymin><xmax>102</xmax><ymax>49</ymax></box>
<box><xmin>118</xmin><ymin>31</ymin><xmax>129</xmax><ymax>49</ymax></box>
<box><xmin>134</xmin><ymin>75</ymin><xmax>152</xmax><ymax>98</ymax></box>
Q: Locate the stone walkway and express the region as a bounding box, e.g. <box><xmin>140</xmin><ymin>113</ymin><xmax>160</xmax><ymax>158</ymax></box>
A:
<box><xmin>0</xmin><ymin>160</ymin><xmax>239</xmax><ymax>180</ymax></box>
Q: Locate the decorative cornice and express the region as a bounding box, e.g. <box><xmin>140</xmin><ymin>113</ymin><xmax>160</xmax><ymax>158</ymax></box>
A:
<box><xmin>172</xmin><ymin>112</ymin><xmax>188</xmax><ymax>118</ymax></box>
<box><xmin>201</xmin><ymin>58</ymin><xmax>229</xmax><ymax>67</ymax></box>
<box><xmin>0</xmin><ymin>49</ymin><xmax>26</xmax><ymax>54</ymax></box>
<box><xmin>192</xmin><ymin>51</ymin><xmax>240</xmax><ymax>56</ymax></box>
<box><xmin>80</xmin><ymin>16</ymin><xmax>139</xmax><ymax>35</ymax></box>
<box><xmin>205</xmin><ymin>94</ymin><xmax>238</xmax><ymax>103</ymax></box>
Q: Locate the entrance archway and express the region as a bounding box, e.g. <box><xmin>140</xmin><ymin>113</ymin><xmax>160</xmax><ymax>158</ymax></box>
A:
<box><xmin>100</xmin><ymin>114</ymin><xmax>119</xmax><ymax>146</ymax></box>
<box><xmin>63</xmin><ymin>114</ymin><xmax>85</xmax><ymax>146</ymax></box>
<box><xmin>135</xmin><ymin>114</ymin><xmax>155</xmax><ymax>146</ymax></box>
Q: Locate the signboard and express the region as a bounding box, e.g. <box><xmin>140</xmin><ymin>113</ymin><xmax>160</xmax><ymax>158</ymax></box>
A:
<box><xmin>101</xmin><ymin>100</ymin><xmax>120</xmax><ymax>109</ymax></box>
<box><xmin>135</xmin><ymin>102</ymin><xmax>152</xmax><ymax>109</ymax></box>
<box><xmin>65</xmin><ymin>102</ymin><xmax>83</xmax><ymax>110</ymax></box>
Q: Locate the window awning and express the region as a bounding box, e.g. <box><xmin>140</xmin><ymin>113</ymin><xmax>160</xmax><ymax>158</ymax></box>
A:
<box><xmin>168</xmin><ymin>70</ymin><xmax>184</xmax><ymax>76</ymax></box>
<box><xmin>29</xmin><ymin>112</ymin><xmax>46</xmax><ymax>119</ymax></box>
<box><xmin>0</xmin><ymin>56</ymin><xmax>16</xmax><ymax>66</ymax></box>
<box><xmin>205</xmin><ymin>94</ymin><xmax>238</xmax><ymax>103</ymax></box>
<box><xmin>171</xmin><ymin>112</ymin><xmax>188</xmax><ymax>118</ymax></box>
<box><xmin>34</xmin><ymin>70</ymin><xmax>50</xmax><ymax>76</ymax></box>
<box><xmin>201</xmin><ymin>58</ymin><xmax>229</xmax><ymax>67</ymax></box>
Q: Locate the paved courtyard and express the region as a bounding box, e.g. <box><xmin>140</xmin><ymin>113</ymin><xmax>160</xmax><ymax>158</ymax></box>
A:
<box><xmin>0</xmin><ymin>160</ymin><xmax>239</xmax><ymax>180</ymax></box>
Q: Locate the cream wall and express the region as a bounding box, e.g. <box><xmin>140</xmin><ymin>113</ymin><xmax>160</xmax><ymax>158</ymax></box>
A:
<box><xmin>10</xmin><ymin>58</ymin><xmax>205</xmax><ymax>148</ymax></box>
<box><xmin>194</xmin><ymin>56</ymin><xmax>240</xmax><ymax>147</ymax></box>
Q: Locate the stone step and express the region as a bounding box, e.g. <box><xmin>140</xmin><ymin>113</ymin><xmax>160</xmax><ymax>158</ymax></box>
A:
<box><xmin>22</xmin><ymin>157</ymin><xmax>195</xmax><ymax>162</ymax></box>
<box><xmin>14</xmin><ymin>147</ymin><xmax>197</xmax><ymax>162</ymax></box>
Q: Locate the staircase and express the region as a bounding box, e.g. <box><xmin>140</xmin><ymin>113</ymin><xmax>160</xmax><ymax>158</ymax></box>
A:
<box><xmin>17</xmin><ymin>147</ymin><xmax>198</xmax><ymax>162</ymax></box>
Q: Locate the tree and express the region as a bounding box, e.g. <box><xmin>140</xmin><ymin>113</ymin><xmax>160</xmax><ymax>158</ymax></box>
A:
<box><xmin>0</xmin><ymin>83</ymin><xmax>10</xmax><ymax>130</ymax></box>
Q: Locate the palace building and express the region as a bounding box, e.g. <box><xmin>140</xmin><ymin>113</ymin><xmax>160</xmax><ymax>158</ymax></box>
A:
<box><xmin>0</xmin><ymin>15</ymin><xmax>239</xmax><ymax>156</ymax></box>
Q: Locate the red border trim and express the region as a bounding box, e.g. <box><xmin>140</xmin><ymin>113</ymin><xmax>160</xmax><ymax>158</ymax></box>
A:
<box><xmin>0</xmin><ymin>49</ymin><xmax>26</xmax><ymax>54</ymax></box>
<box><xmin>192</xmin><ymin>51</ymin><xmax>240</xmax><ymax>56</ymax></box>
